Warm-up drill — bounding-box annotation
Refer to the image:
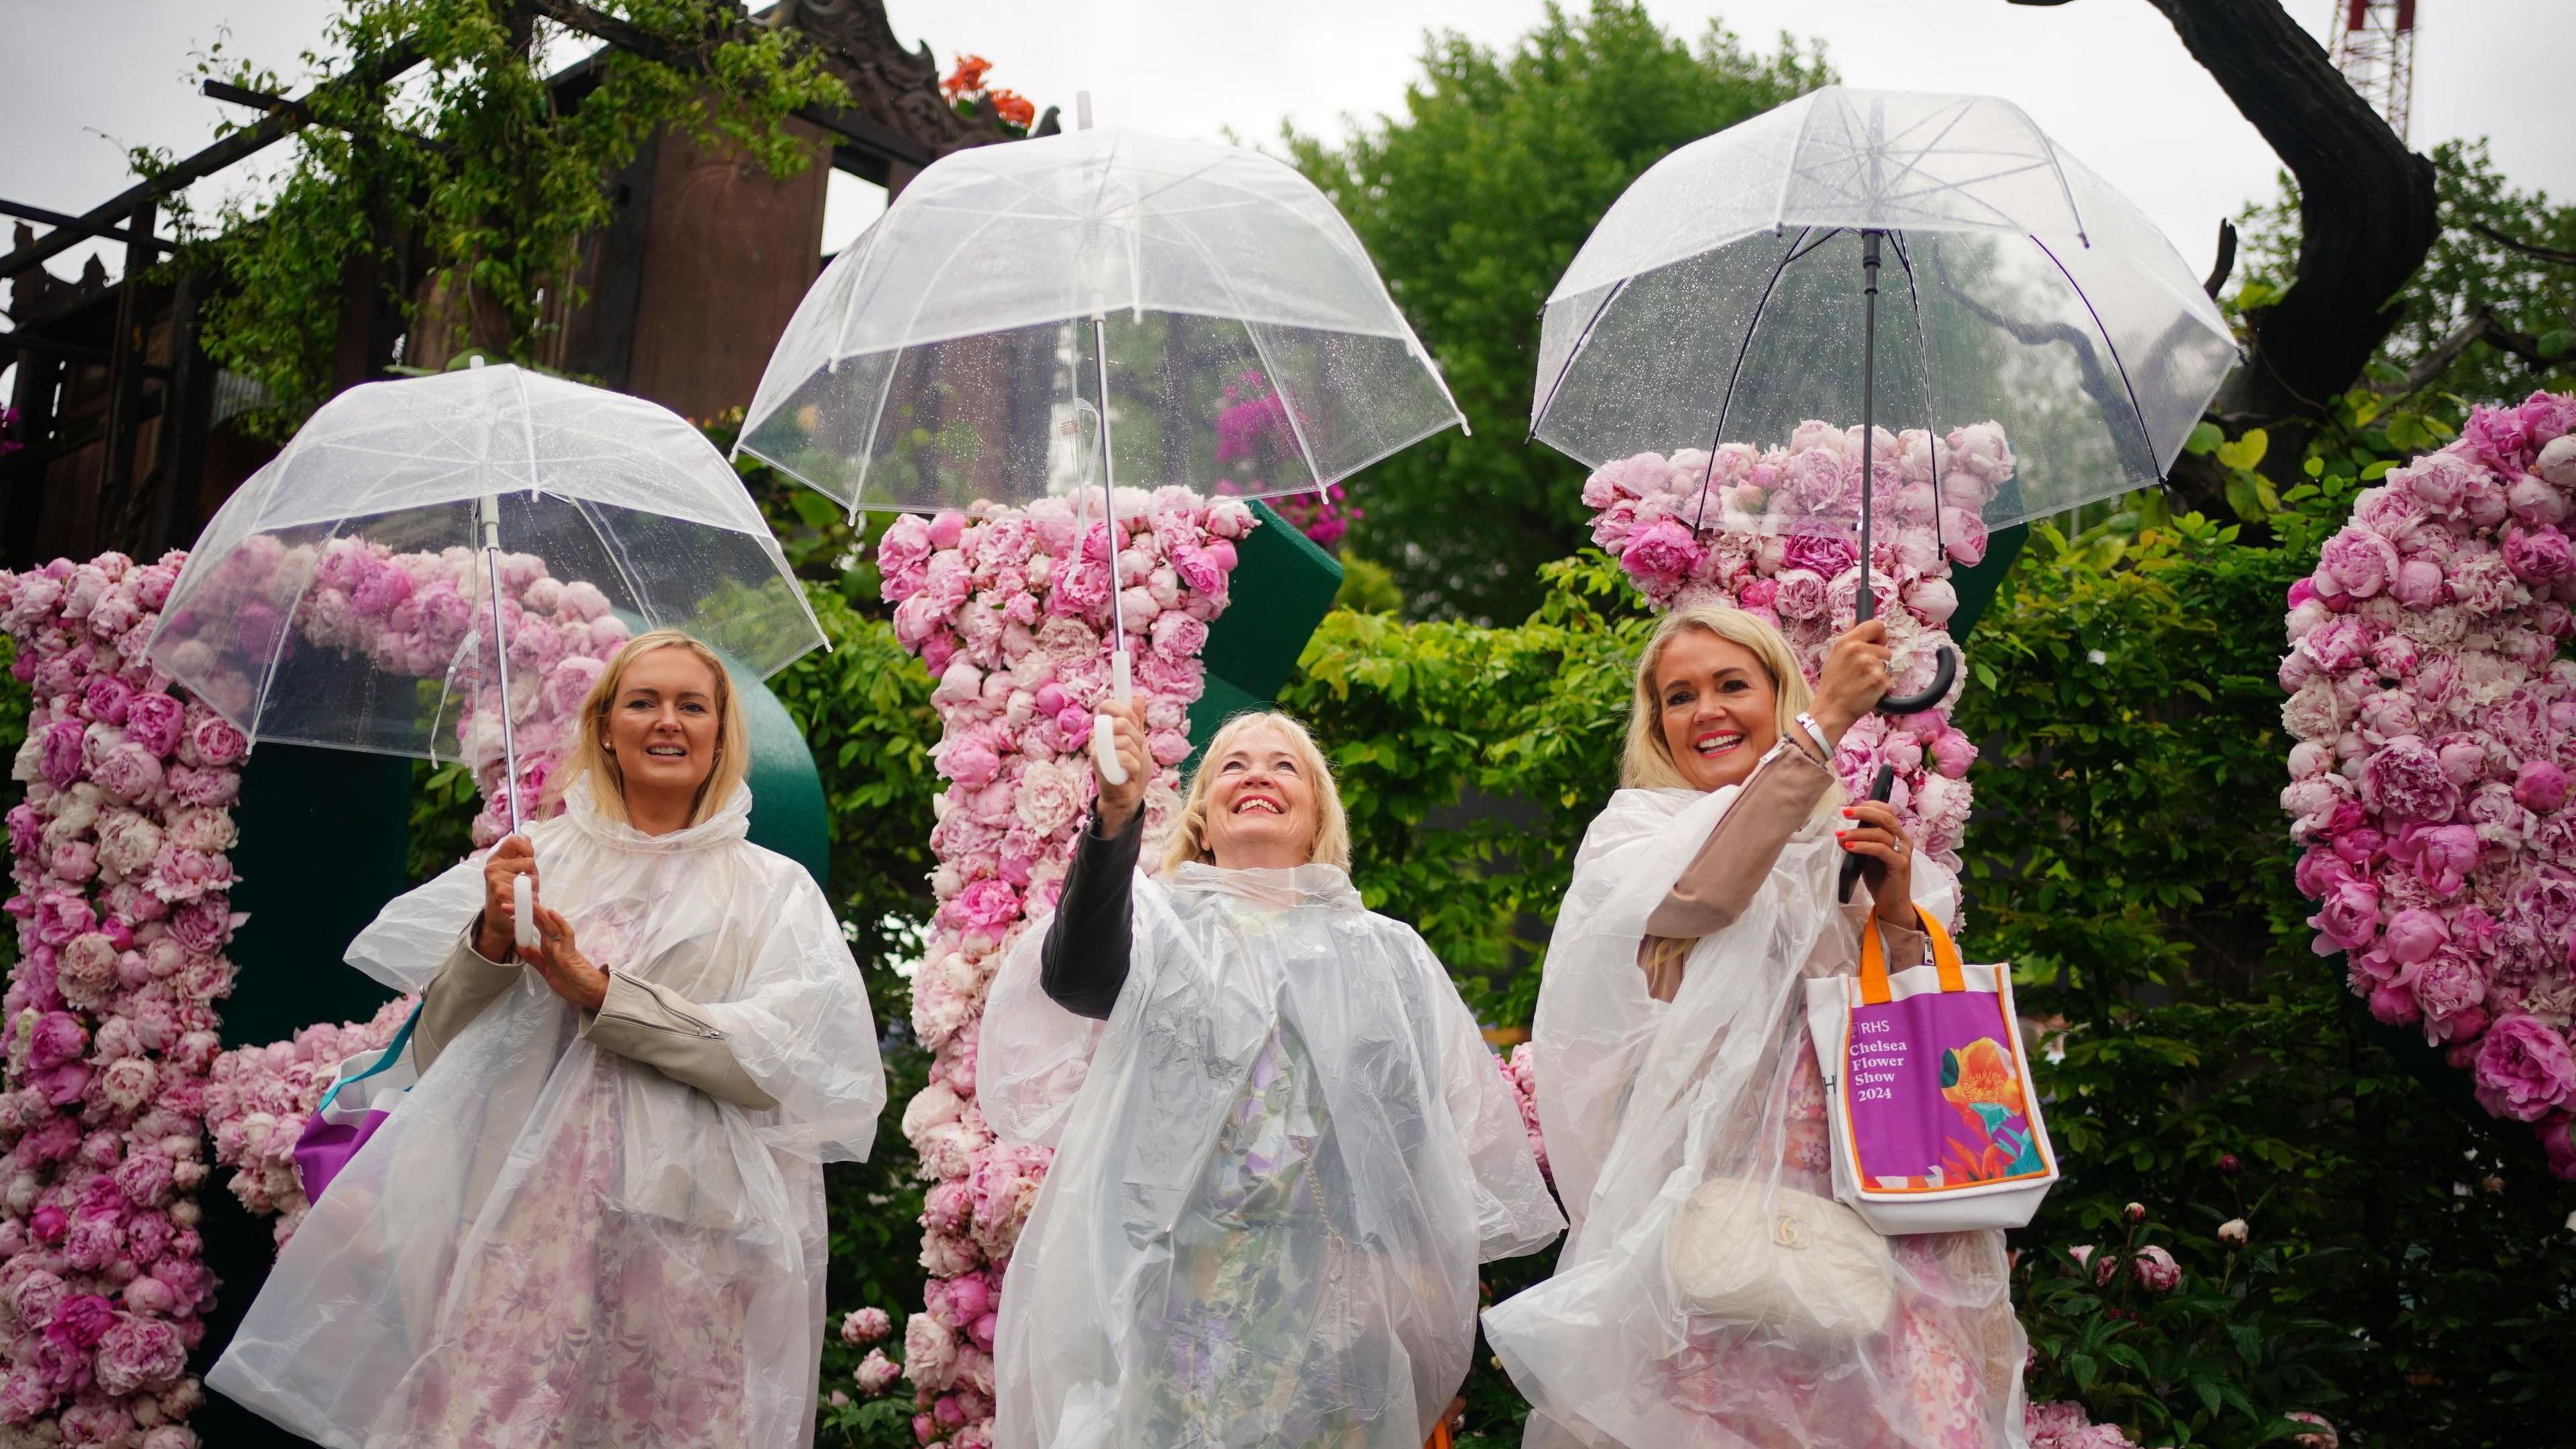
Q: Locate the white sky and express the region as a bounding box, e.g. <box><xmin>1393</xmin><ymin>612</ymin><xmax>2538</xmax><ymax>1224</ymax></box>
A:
<box><xmin>4</xmin><ymin>1</ymin><xmax>2573</xmax><ymax>325</ymax></box>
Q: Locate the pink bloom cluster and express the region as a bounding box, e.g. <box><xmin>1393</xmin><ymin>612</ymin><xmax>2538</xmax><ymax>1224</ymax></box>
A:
<box><xmin>1580</xmin><ymin>421</ymin><xmax>2000</xmax><ymax>882</ymax></box>
<box><xmin>873</xmin><ymin>489</ymin><xmax>1249</xmax><ymax>1445</ymax></box>
<box><xmin>200</xmin><ymin>997</ymin><xmax>416</xmax><ymax>1244</ymax></box>
<box><xmin>2276</xmin><ymin>392</ymin><xmax>2576</xmax><ymax>1172</ymax></box>
<box><xmin>1271</xmin><ymin>484</ymin><xmax>1360</xmax><ymax>551</ymax></box>
<box><xmin>0</xmin><ymin>553</ymin><xmax>229</xmax><ymax>1446</ymax></box>
<box><xmin>1501</xmin><ymin>1042</ymin><xmax>1548</xmax><ymax>1186</ymax></box>
<box><xmin>152</xmin><ymin>535</ymin><xmax>637</xmax><ymax>848</ymax></box>
<box><xmin>2024</xmin><ymin>1400</ymin><xmax>2139</xmax><ymax>1448</ymax></box>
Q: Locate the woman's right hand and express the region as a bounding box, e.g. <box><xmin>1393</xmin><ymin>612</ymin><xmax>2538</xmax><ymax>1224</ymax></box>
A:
<box><xmin>1810</xmin><ymin>620</ymin><xmax>1892</xmax><ymax>746</ymax></box>
<box><xmin>476</xmin><ymin>835</ymin><xmax>537</xmax><ymax>961</ymax></box>
<box><xmin>1091</xmin><ymin>697</ymin><xmax>1149</xmax><ymax>836</ymax></box>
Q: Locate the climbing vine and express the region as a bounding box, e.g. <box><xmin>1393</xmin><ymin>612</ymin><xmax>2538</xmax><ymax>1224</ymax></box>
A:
<box><xmin>158</xmin><ymin>0</ymin><xmax>849</xmax><ymax>433</ymax></box>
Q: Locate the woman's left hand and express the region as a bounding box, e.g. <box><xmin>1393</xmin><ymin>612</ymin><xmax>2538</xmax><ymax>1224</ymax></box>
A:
<box><xmin>1837</xmin><ymin>798</ymin><xmax>1917</xmax><ymax>924</ymax></box>
<box><xmin>527</xmin><ymin>903</ymin><xmax>610</xmax><ymax>1013</ymax></box>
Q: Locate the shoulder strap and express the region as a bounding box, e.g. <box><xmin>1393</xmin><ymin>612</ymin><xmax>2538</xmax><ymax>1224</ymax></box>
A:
<box><xmin>1858</xmin><ymin>903</ymin><xmax>1967</xmax><ymax>1004</ymax></box>
<box><xmin>315</xmin><ymin>1002</ymin><xmax>423</xmax><ymax>1114</ymax></box>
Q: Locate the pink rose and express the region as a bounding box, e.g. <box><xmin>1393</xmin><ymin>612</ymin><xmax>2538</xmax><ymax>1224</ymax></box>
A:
<box><xmin>2471</xmin><ymin>1013</ymin><xmax>2576</xmax><ymax>1120</ymax></box>
<box><xmin>44</xmin><ymin>1293</ymin><xmax>115</xmax><ymax>1351</ymax></box>
<box><xmin>181</xmin><ymin>710</ymin><xmax>248</xmax><ymax>767</ymax></box>
<box><xmin>2516</xmin><ymin>759</ymin><xmax>2569</xmax><ymax>814</ymax></box>
<box><xmin>2359</xmin><ymin>737</ymin><xmax>2459</xmax><ymax>823</ymax></box>
<box><xmin>1619</xmin><ymin>520</ymin><xmax>1703</xmax><ymax>583</ymax></box>
<box><xmin>91</xmin><ymin>1312</ymin><xmax>186</xmax><ymax>1396</ymax></box>
<box><xmin>2318</xmin><ymin>528</ymin><xmax>2399</xmax><ymax>598</ymax></box>
<box><xmin>39</xmin><ymin>720</ymin><xmax>84</xmax><ymax>790</ymax></box>
<box><xmin>2503</xmin><ymin>525</ymin><xmax>2573</xmax><ymax>584</ymax></box>
<box><xmin>2130</xmin><ymin>1244</ymin><xmax>2181</xmax><ymax>1292</ymax></box>
<box><xmin>1149</xmin><ymin>611</ymin><xmax>1208</xmax><ymax>660</ymax></box>
<box><xmin>943</xmin><ymin>879</ymin><xmax>1022</xmax><ymax>936</ymax></box>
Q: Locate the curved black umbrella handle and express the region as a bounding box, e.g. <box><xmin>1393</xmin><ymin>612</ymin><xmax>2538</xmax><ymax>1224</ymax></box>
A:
<box><xmin>1837</xmin><ymin>763</ymin><xmax>1898</xmax><ymax>904</ymax></box>
<box><xmin>1875</xmin><ymin>643</ymin><xmax>1957</xmax><ymax>718</ymax></box>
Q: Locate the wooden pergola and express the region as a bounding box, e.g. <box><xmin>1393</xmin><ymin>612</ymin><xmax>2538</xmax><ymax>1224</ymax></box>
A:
<box><xmin>0</xmin><ymin>0</ymin><xmax>1048</xmax><ymax>569</ymax></box>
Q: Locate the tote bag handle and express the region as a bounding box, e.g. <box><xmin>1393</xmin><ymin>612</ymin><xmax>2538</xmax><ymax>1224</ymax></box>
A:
<box><xmin>1858</xmin><ymin>902</ymin><xmax>1966</xmax><ymax>1005</ymax></box>
<box><xmin>315</xmin><ymin>1004</ymin><xmax>421</xmax><ymax>1116</ymax></box>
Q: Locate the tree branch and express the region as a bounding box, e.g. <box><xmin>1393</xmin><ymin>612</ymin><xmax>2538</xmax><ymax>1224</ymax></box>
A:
<box><xmin>2202</xmin><ymin>217</ymin><xmax>2237</xmax><ymax>301</ymax></box>
<box><xmin>2381</xmin><ymin>305</ymin><xmax>2559</xmax><ymax>398</ymax></box>
<box><xmin>2138</xmin><ymin>0</ymin><xmax>2438</xmax><ymax>451</ymax></box>
<box><xmin>2470</xmin><ymin>220</ymin><xmax>2576</xmax><ymax>268</ymax></box>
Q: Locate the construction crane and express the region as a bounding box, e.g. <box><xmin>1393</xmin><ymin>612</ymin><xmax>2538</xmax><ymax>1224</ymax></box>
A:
<box><xmin>2328</xmin><ymin>0</ymin><xmax>2418</xmax><ymax>142</ymax></box>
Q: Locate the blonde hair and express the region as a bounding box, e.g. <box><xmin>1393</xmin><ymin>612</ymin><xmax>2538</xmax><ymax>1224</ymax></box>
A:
<box><xmin>1159</xmin><ymin>710</ymin><xmax>1353</xmax><ymax>873</ymax></box>
<box><xmin>1621</xmin><ymin>606</ymin><xmax>1815</xmax><ymax>790</ymax></box>
<box><xmin>555</xmin><ymin>629</ymin><xmax>750</xmax><ymax>828</ymax></box>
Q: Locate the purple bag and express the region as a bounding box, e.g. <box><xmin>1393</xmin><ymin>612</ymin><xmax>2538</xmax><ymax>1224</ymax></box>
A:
<box><xmin>292</xmin><ymin>1006</ymin><xmax>419</xmax><ymax>1201</ymax></box>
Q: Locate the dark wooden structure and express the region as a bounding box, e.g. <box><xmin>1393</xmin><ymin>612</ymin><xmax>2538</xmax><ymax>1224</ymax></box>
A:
<box><xmin>0</xmin><ymin>0</ymin><xmax>1049</xmax><ymax>568</ymax></box>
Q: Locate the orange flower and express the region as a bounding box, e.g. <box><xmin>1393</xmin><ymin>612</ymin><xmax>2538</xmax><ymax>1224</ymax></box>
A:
<box><xmin>941</xmin><ymin>54</ymin><xmax>993</xmax><ymax>99</ymax></box>
<box><xmin>1939</xmin><ymin>1037</ymin><xmax>2021</xmax><ymax>1110</ymax></box>
<box><xmin>987</xmin><ymin>89</ymin><xmax>1036</xmax><ymax>129</ymax></box>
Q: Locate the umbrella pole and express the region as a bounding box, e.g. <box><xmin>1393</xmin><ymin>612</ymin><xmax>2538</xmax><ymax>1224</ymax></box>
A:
<box><xmin>479</xmin><ymin>492</ymin><xmax>538</xmax><ymax>949</ymax></box>
<box><xmin>1858</xmin><ymin>231</ymin><xmax>1880</xmax><ymax>629</ymax></box>
<box><xmin>1089</xmin><ymin>312</ymin><xmax>1135</xmax><ymax>788</ymax></box>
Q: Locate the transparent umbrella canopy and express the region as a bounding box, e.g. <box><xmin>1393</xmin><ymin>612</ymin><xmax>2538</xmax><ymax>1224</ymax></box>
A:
<box><xmin>735</xmin><ymin>124</ymin><xmax>1465</xmax><ymax>517</ymax></box>
<box><xmin>739</xmin><ymin>120</ymin><xmax>1462</xmax><ymax>786</ymax></box>
<box><xmin>150</xmin><ymin>361</ymin><xmax>823</xmax><ymax>834</ymax></box>
<box><xmin>1533</xmin><ymin>85</ymin><xmax>2240</xmax><ymax>541</ymax></box>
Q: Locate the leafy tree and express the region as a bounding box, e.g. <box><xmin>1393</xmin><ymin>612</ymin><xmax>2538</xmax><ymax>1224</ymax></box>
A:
<box><xmin>1285</xmin><ymin>1</ymin><xmax>1828</xmax><ymax>623</ymax></box>
<box><xmin>2235</xmin><ymin>139</ymin><xmax>2576</xmax><ymax>411</ymax></box>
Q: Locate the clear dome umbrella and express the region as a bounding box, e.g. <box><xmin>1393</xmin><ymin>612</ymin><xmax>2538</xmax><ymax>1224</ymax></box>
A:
<box><xmin>150</xmin><ymin>358</ymin><xmax>823</xmax><ymax>942</ymax></box>
<box><xmin>1534</xmin><ymin>85</ymin><xmax>2241</xmax><ymax>715</ymax></box>
<box><xmin>738</xmin><ymin>113</ymin><xmax>1463</xmax><ymax>784</ymax></box>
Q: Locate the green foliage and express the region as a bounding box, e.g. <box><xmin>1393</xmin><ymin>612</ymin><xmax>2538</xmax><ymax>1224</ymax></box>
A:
<box><xmin>1285</xmin><ymin>1</ymin><xmax>1829</xmax><ymax>622</ymax></box>
<box><xmin>165</xmin><ymin>0</ymin><xmax>850</xmax><ymax>431</ymax></box>
<box><xmin>1959</xmin><ymin>511</ymin><xmax>2576</xmax><ymax>1444</ymax></box>
<box><xmin>2235</xmin><ymin>139</ymin><xmax>2576</xmax><ymax>410</ymax></box>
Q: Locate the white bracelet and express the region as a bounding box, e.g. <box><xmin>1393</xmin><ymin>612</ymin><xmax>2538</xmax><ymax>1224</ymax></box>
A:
<box><xmin>1793</xmin><ymin>712</ymin><xmax>1835</xmax><ymax>760</ymax></box>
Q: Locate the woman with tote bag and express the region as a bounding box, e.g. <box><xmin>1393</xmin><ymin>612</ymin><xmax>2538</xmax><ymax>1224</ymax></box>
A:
<box><xmin>1484</xmin><ymin>606</ymin><xmax>2026</xmax><ymax>1449</ymax></box>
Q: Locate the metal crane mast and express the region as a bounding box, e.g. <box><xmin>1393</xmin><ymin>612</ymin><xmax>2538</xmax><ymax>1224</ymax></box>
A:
<box><xmin>2327</xmin><ymin>0</ymin><xmax>2419</xmax><ymax>142</ymax></box>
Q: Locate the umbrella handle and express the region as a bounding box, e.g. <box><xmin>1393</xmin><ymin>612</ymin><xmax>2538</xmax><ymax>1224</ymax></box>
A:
<box><xmin>1838</xmin><ymin>763</ymin><xmax>1898</xmax><ymax>904</ymax></box>
<box><xmin>513</xmin><ymin>872</ymin><xmax>540</xmax><ymax>953</ymax></box>
<box><xmin>1091</xmin><ymin>650</ymin><xmax>1135</xmax><ymax>788</ymax></box>
<box><xmin>1876</xmin><ymin>644</ymin><xmax>1957</xmax><ymax>717</ymax></box>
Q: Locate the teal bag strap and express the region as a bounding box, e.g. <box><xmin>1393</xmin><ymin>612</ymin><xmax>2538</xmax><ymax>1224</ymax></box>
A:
<box><xmin>316</xmin><ymin>1003</ymin><xmax>423</xmax><ymax>1116</ymax></box>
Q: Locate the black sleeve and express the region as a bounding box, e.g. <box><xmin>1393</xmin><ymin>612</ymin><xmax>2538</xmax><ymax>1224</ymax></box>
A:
<box><xmin>1039</xmin><ymin>810</ymin><xmax>1144</xmax><ymax>1020</ymax></box>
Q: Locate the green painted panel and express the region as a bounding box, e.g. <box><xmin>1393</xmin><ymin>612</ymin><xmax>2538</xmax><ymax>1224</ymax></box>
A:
<box><xmin>739</xmin><ymin>672</ymin><xmax>830</xmax><ymax>891</ymax></box>
<box><xmin>1948</xmin><ymin>522</ymin><xmax>2028</xmax><ymax>642</ymax></box>
<box><xmin>1185</xmin><ymin>501</ymin><xmax>1344</xmax><ymax>769</ymax></box>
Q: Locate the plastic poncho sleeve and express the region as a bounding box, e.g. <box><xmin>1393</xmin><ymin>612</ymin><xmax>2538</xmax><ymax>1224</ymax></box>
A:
<box><xmin>981</xmin><ymin>906</ymin><xmax>1114</xmax><ymax>1149</ymax></box>
<box><xmin>690</xmin><ymin>867</ymin><xmax>886</xmax><ymax>1164</ymax></box>
<box><xmin>1417</xmin><ymin>936</ymin><xmax>1567</xmax><ymax>1261</ymax></box>
<box><xmin>346</xmin><ymin>849</ymin><xmax>491</xmax><ymax>994</ymax></box>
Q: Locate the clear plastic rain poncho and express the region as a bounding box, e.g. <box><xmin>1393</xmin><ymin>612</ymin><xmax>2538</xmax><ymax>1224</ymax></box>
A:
<box><xmin>981</xmin><ymin>862</ymin><xmax>1564</xmax><ymax>1449</ymax></box>
<box><xmin>1483</xmin><ymin>787</ymin><xmax>2026</xmax><ymax>1449</ymax></box>
<box><xmin>207</xmin><ymin>784</ymin><xmax>884</xmax><ymax>1449</ymax></box>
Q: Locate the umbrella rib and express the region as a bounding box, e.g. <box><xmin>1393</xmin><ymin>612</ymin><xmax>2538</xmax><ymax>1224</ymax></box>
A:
<box><xmin>841</xmin><ymin>201</ymin><xmax>1032</xmax><ymax>512</ymax></box>
<box><xmin>566</xmin><ymin>496</ymin><xmax>661</xmax><ymax>638</ymax></box>
<box><xmin>2029</xmin><ymin>235</ymin><xmax>2157</xmax><ymax>472</ymax></box>
<box><xmin>1162</xmin><ymin>215</ymin><xmax>1332</xmax><ymax>494</ymax></box>
<box><xmin>1691</xmin><ymin>225</ymin><xmax>1822</xmax><ymax>533</ymax></box>
<box><xmin>1530</xmin><ymin>275</ymin><xmax>1633</xmax><ymax>439</ymax></box>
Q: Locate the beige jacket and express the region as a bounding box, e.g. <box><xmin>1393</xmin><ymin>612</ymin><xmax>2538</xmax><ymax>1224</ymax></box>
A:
<box><xmin>1638</xmin><ymin>739</ymin><xmax>1927</xmax><ymax>1003</ymax></box>
<box><xmin>416</xmin><ymin>929</ymin><xmax>779</xmax><ymax>1110</ymax></box>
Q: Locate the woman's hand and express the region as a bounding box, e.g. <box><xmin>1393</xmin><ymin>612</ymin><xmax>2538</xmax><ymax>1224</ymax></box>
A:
<box><xmin>476</xmin><ymin>835</ymin><xmax>537</xmax><ymax>961</ymax></box>
<box><xmin>1091</xmin><ymin>696</ymin><xmax>1149</xmax><ymax>836</ymax></box>
<box><xmin>526</xmin><ymin>902</ymin><xmax>610</xmax><ymax>1013</ymax></box>
<box><xmin>1810</xmin><ymin>621</ymin><xmax>1891</xmax><ymax>747</ymax></box>
<box><xmin>1837</xmin><ymin>798</ymin><xmax>1918</xmax><ymax>924</ymax></box>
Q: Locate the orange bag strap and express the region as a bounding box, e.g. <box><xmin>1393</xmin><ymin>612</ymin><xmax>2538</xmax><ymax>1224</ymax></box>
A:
<box><xmin>1858</xmin><ymin>902</ymin><xmax>1968</xmax><ymax>1004</ymax></box>
<box><xmin>1425</xmin><ymin>1424</ymin><xmax>1453</xmax><ymax>1449</ymax></box>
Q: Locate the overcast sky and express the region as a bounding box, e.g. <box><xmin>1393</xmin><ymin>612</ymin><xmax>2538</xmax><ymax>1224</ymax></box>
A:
<box><xmin>5</xmin><ymin>1</ymin><xmax>2572</xmax><ymax>313</ymax></box>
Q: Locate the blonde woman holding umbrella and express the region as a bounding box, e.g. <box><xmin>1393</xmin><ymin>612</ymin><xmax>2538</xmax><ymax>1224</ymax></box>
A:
<box><xmin>979</xmin><ymin>701</ymin><xmax>1563</xmax><ymax>1449</ymax></box>
<box><xmin>211</xmin><ymin>631</ymin><xmax>885</xmax><ymax>1448</ymax></box>
<box><xmin>1483</xmin><ymin>608</ymin><xmax>2024</xmax><ymax>1448</ymax></box>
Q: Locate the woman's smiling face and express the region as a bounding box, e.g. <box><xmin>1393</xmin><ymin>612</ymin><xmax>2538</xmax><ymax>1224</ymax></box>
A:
<box><xmin>604</xmin><ymin>645</ymin><xmax>722</xmax><ymax>802</ymax></box>
<box><xmin>1655</xmin><ymin>628</ymin><xmax>1782</xmax><ymax>793</ymax></box>
<box><xmin>1200</xmin><ymin>723</ymin><xmax>1320</xmax><ymax>870</ymax></box>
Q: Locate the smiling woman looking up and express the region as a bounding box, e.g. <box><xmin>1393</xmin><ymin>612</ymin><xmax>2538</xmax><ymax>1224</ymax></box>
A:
<box><xmin>208</xmin><ymin>630</ymin><xmax>886</xmax><ymax>1448</ymax></box>
<box><xmin>977</xmin><ymin>706</ymin><xmax>1560</xmax><ymax>1449</ymax></box>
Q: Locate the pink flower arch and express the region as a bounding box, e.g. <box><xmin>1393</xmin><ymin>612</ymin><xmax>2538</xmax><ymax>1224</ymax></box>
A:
<box><xmin>865</xmin><ymin>487</ymin><xmax>1248</xmax><ymax>1445</ymax></box>
<box><xmin>2279</xmin><ymin>390</ymin><xmax>2576</xmax><ymax>1175</ymax></box>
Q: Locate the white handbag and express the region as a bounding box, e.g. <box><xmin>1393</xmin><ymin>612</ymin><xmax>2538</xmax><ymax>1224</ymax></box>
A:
<box><xmin>1665</xmin><ymin>1175</ymin><xmax>1896</xmax><ymax>1344</ymax></box>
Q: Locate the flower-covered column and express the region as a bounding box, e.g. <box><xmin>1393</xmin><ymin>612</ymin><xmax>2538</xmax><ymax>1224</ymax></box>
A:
<box><xmin>2279</xmin><ymin>390</ymin><xmax>2576</xmax><ymax>1174</ymax></box>
<box><xmin>1580</xmin><ymin>421</ymin><xmax>2000</xmax><ymax>890</ymax></box>
<box><xmin>0</xmin><ymin>553</ymin><xmax>239</xmax><ymax>1448</ymax></box>
<box><xmin>875</xmin><ymin>490</ymin><xmax>1248</xmax><ymax>1448</ymax></box>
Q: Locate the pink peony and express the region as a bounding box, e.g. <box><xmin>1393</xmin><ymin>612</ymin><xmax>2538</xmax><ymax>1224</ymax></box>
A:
<box><xmin>2471</xmin><ymin>1013</ymin><xmax>2576</xmax><ymax>1120</ymax></box>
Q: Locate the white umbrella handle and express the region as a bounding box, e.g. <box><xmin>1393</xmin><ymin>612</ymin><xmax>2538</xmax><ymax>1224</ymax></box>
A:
<box><xmin>513</xmin><ymin>871</ymin><xmax>540</xmax><ymax>953</ymax></box>
<box><xmin>1091</xmin><ymin>650</ymin><xmax>1134</xmax><ymax>787</ymax></box>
